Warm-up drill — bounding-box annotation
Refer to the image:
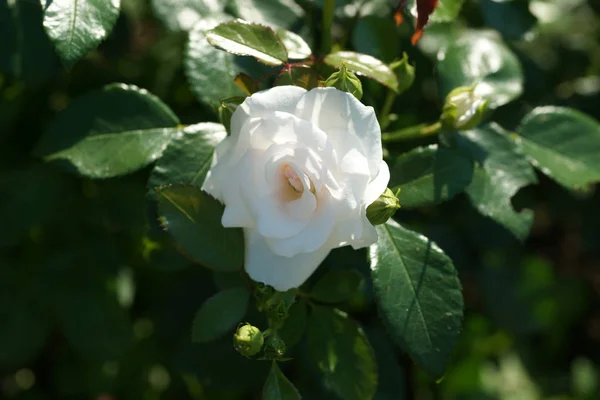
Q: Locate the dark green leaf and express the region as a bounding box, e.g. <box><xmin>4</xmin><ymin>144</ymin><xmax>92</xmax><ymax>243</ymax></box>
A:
<box><xmin>263</xmin><ymin>362</ymin><xmax>302</xmax><ymax>400</ymax></box>
<box><xmin>185</xmin><ymin>17</ymin><xmax>246</xmax><ymax>106</ymax></box>
<box><xmin>309</xmin><ymin>270</ymin><xmax>362</xmax><ymax>304</ymax></box>
<box><xmin>352</xmin><ymin>15</ymin><xmax>399</xmax><ymax>62</ymax></box>
<box><xmin>148</xmin><ymin>122</ymin><xmax>226</xmax><ymax>188</ymax></box>
<box><xmin>516</xmin><ymin>106</ymin><xmax>600</xmax><ymax>190</ymax></box>
<box><xmin>151</xmin><ymin>0</ymin><xmax>225</xmax><ymax>31</ymax></box>
<box><xmin>42</xmin><ymin>0</ymin><xmax>121</xmax><ymax>66</ymax></box>
<box><xmin>277</xmin><ymin>29</ymin><xmax>311</xmax><ymax>59</ymax></box>
<box><xmin>454</xmin><ymin>123</ymin><xmax>538</xmax><ymax>240</ymax></box>
<box><xmin>371</xmin><ymin>220</ymin><xmax>463</xmax><ymax>376</ymax></box>
<box><xmin>436</xmin><ymin>30</ymin><xmax>523</xmax><ymax>108</ymax></box>
<box><xmin>278</xmin><ymin>301</ymin><xmax>307</xmax><ymax>350</ymax></box>
<box><xmin>274</xmin><ymin>66</ymin><xmax>320</xmax><ymax>89</ymax></box>
<box><xmin>34</xmin><ymin>83</ymin><xmax>180</xmax><ymax>179</ymax></box>
<box><xmin>219</xmin><ymin>97</ymin><xmax>246</xmax><ymax>133</ymax></box>
<box><xmin>156</xmin><ymin>185</ymin><xmax>244</xmax><ymax>271</ymax></box>
<box><xmin>480</xmin><ymin>0</ymin><xmax>536</xmax><ymax>40</ymax></box>
<box><xmin>192</xmin><ymin>287</ymin><xmax>250</xmax><ymax>342</ymax></box>
<box><xmin>367</xmin><ymin>326</ymin><xmax>407</xmax><ymax>400</ymax></box>
<box><xmin>324</xmin><ymin>51</ymin><xmax>398</xmax><ymax>91</ymax></box>
<box><xmin>307</xmin><ymin>307</ymin><xmax>377</xmax><ymax>400</ymax></box>
<box><xmin>6</xmin><ymin>0</ymin><xmax>59</xmax><ymax>84</ymax></box>
<box><xmin>389</xmin><ymin>145</ymin><xmax>474</xmax><ymax>208</ymax></box>
<box><xmin>206</xmin><ymin>20</ymin><xmax>288</xmax><ymax>66</ymax></box>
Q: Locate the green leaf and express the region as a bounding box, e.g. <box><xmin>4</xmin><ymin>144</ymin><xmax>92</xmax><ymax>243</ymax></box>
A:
<box><xmin>307</xmin><ymin>307</ymin><xmax>377</xmax><ymax>400</ymax></box>
<box><xmin>229</xmin><ymin>0</ymin><xmax>304</xmax><ymax>29</ymax></box>
<box><xmin>150</xmin><ymin>0</ymin><xmax>225</xmax><ymax>31</ymax></box>
<box><xmin>34</xmin><ymin>83</ymin><xmax>180</xmax><ymax>179</ymax></box>
<box><xmin>278</xmin><ymin>301</ymin><xmax>307</xmax><ymax>350</ymax></box>
<box><xmin>480</xmin><ymin>0</ymin><xmax>536</xmax><ymax>40</ymax></box>
<box><xmin>219</xmin><ymin>96</ymin><xmax>246</xmax><ymax>133</ymax></box>
<box><xmin>309</xmin><ymin>270</ymin><xmax>362</xmax><ymax>304</ymax></box>
<box><xmin>371</xmin><ymin>220</ymin><xmax>463</xmax><ymax>376</ymax></box>
<box><xmin>515</xmin><ymin>106</ymin><xmax>600</xmax><ymax>190</ymax></box>
<box><xmin>156</xmin><ymin>185</ymin><xmax>244</xmax><ymax>271</ymax></box>
<box><xmin>389</xmin><ymin>145</ymin><xmax>474</xmax><ymax>208</ymax></box>
<box><xmin>274</xmin><ymin>66</ymin><xmax>320</xmax><ymax>89</ymax></box>
<box><xmin>206</xmin><ymin>20</ymin><xmax>288</xmax><ymax>66</ymax></box>
<box><xmin>4</xmin><ymin>0</ymin><xmax>59</xmax><ymax>85</ymax></box>
<box><xmin>148</xmin><ymin>122</ymin><xmax>226</xmax><ymax>189</ymax></box>
<box><xmin>42</xmin><ymin>0</ymin><xmax>121</xmax><ymax>66</ymax></box>
<box><xmin>453</xmin><ymin>123</ymin><xmax>538</xmax><ymax>240</ymax></box>
<box><xmin>185</xmin><ymin>17</ymin><xmax>246</xmax><ymax>106</ymax></box>
<box><xmin>276</xmin><ymin>29</ymin><xmax>311</xmax><ymax>59</ymax></box>
<box><xmin>263</xmin><ymin>362</ymin><xmax>302</xmax><ymax>400</ymax></box>
<box><xmin>324</xmin><ymin>51</ymin><xmax>398</xmax><ymax>92</ymax></box>
<box><xmin>352</xmin><ymin>15</ymin><xmax>399</xmax><ymax>63</ymax></box>
<box><xmin>436</xmin><ymin>30</ymin><xmax>523</xmax><ymax>108</ymax></box>
<box><xmin>192</xmin><ymin>287</ymin><xmax>250</xmax><ymax>343</ymax></box>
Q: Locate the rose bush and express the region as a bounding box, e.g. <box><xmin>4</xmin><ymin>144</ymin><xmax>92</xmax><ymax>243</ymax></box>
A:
<box><xmin>202</xmin><ymin>86</ymin><xmax>389</xmax><ymax>291</ymax></box>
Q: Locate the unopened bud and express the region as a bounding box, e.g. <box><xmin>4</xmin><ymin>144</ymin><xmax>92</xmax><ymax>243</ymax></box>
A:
<box><xmin>321</xmin><ymin>63</ymin><xmax>363</xmax><ymax>100</ymax></box>
<box><xmin>391</xmin><ymin>52</ymin><xmax>415</xmax><ymax>93</ymax></box>
<box><xmin>366</xmin><ymin>188</ymin><xmax>400</xmax><ymax>226</ymax></box>
<box><xmin>440</xmin><ymin>86</ymin><xmax>488</xmax><ymax>130</ymax></box>
<box><xmin>263</xmin><ymin>335</ymin><xmax>286</xmax><ymax>360</ymax></box>
<box><xmin>233</xmin><ymin>324</ymin><xmax>264</xmax><ymax>357</ymax></box>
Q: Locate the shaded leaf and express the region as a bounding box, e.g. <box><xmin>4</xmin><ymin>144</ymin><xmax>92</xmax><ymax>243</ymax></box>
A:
<box><xmin>263</xmin><ymin>362</ymin><xmax>302</xmax><ymax>400</ymax></box>
<box><xmin>309</xmin><ymin>270</ymin><xmax>362</xmax><ymax>304</ymax></box>
<box><xmin>148</xmin><ymin>122</ymin><xmax>226</xmax><ymax>189</ymax></box>
<box><xmin>206</xmin><ymin>20</ymin><xmax>288</xmax><ymax>66</ymax></box>
<box><xmin>307</xmin><ymin>307</ymin><xmax>377</xmax><ymax>400</ymax></box>
<box><xmin>389</xmin><ymin>145</ymin><xmax>473</xmax><ymax>208</ymax></box>
<box><xmin>515</xmin><ymin>106</ymin><xmax>600</xmax><ymax>190</ymax></box>
<box><xmin>230</xmin><ymin>0</ymin><xmax>304</xmax><ymax>29</ymax></box>
<box><xmin>453</xmin><ymin>123</ymin><xmax>538</xmax><ymax>240</ymax></box>
<box><xmin>274</xmin><ymin>66</ymin><xmax>320</xmax><ymax>89</ymax></box>
<box><xmin>370</xmin><ymin>220</ymin><xmax>463</xmax><ymax>376</ymax></box>
<box><xmin>353</xmin><ymin>15</ymin><xmax>399</xmax><ymax>63</ymax></box>
<box><xmin>480</xmin><ymin>0</ymin><xmax>536</xmax><ymax>40</ymax></box>
<box><xmin>151</xmin><ymin>0</ymin><xmax>225</xmax><ymax>31</ymax></box>
<box><xmin>185</xmin><ymin>16</ymin><xmax>245</xmax><ymax>106</ymax></box>
<box><xmin>42</xmin><ymin>0</ymin><xmax>121</xmax><ymax>66</ymax></box>
<box><xmin>235</xmin><ymin>72</ymin><xmax>258</xmax><ymax>95</ymax></box>
<box><xmin>34</xmin><ymin>84</ymin><xmax>180</xmax><ymax>179</ymax></box>
<box><xmin>278</xmin><ymin>301</ymin><xmax>307</xmax><ymax>350</ymax></box>
<box><xmin>156</xmin><ymin>185</ymin><xmax>244</xmax><ymax>271</ymax></box>
<box><xmin>436</xmin><ymin>30</ymin><xmax>523</xmax><ymax>108</ymax></box>
<box><xmin>192</xmin><ymin>287</ymin><xmax>250</xmax><ymax>342</ymax></box>
<box><xmin>324</xmin><ymin>51</ymin><xmax>398</xmax><ymax>91</ymax></box>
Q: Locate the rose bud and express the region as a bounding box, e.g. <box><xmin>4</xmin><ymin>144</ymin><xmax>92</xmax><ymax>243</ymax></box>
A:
<box><xmin>233</xmin><ymin>324</ymin><xmax>264</xmax><ymax>357</ymax></box>
<box><xmin>391</xmin><ymin>52</ymin><xmax>415</xmax><ymax>94</ymax></box>
<box><xmin>321</xmin><ymin>64</ymin><xmax>363</xmax><ymax>100</ymax></box>
<box><xmin>263</xmin><ymin>335</ymin><xmax>287</xmax><ymax>360</ymax></box>
<box><xmin>366</xmin><ymin>188</ymin><xmax>400</xmax><ymax>226</ymax></box>
<box><xmin>440</xmin><ymin>86</ymin><xmax>489</xmax><ymax>131</ymax></box>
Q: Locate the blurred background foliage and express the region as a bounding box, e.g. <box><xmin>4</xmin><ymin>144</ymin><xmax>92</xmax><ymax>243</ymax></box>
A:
<box><xmin>2</xmin><ymin>0</ymin><xmax>600</xmax><ymax>399</ymax></box>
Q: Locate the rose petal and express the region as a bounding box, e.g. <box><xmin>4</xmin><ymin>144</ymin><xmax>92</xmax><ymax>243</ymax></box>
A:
<box><xmin>231</xmin><ymin>86</ymin><xmax>307</xmax><ymax>140</ymax></box>
<box><xmin>294</xmin><ymin>87</ymin><xmax>383</xmax><ymax>177</ymax></box>
<box><xmin>265</xmin><ymin>188</ymin><xmax>336</xmax><ymax>257</ymax></box>
<box><xmin>244</xmin><ymin>229</ymin><xmax>331</xmax><ymax>291</ymax></box>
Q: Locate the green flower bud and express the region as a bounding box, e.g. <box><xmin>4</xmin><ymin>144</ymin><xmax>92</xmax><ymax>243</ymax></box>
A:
<box><xmin>440</xmin><ymin>86</ymin><xmax>488</xmax><ymax>131</ymax></box>
<box><xmin>391</xmin><ymin>52</ymin><xmax>415</xmax><ymax>93</ymax></box>
<box><xmin>321</xmin><ymin>63</ymin><xmax>363</xmax><ymax>100</ymax></box>
<box><xmin>233</xmin><ymin>324</ymin><xmax>264</xmax><ymax>357</ymax></box>
<box><xmin>366</xmin><ymin>188</ymin><xmax>400</xmax><ymax>226</ymax></box>
<box><xmin>263</xmin><ymin>335</ymin><xmax>287</xmax><ymax>360</ymax></box>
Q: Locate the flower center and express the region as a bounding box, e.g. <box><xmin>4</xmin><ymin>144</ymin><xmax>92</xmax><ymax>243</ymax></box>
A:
<box><xmin>283</xmin><ymin>165</ymin><xmax>304</xmax><ymax>192</ymax></box>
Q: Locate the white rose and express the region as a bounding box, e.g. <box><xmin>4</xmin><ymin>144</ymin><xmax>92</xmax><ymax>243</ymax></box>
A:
<box><xmin>202</xmin><ymin>86</ymin><xmax>390</xmax><ymax>291</ymax></box>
